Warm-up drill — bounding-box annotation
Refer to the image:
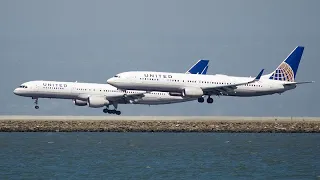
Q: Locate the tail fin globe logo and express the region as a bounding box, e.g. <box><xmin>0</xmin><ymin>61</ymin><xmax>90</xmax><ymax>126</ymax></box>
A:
<box><xmin>269</xmin><ymin>62</ymin><xmax>295</xmax><ymax>82</ymax></box>
<box><xmin>269</xmin><ymin>46</ymin><xmax>304</xmax><ymax>82</ymax></box>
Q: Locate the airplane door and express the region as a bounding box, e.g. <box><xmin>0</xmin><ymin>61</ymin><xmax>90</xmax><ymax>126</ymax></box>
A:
<box><xmin>70</xmin><ymin>83</ymin><xmax>78</xmax><ymax>95</ymax></box>
<box><xmin>34</xmin><ymin>84</ymin><xmax>39</xmax><ymax>92</ymax></box>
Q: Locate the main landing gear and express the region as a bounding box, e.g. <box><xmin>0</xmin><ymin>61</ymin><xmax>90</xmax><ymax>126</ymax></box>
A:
<box><xmin>198</xmin><ymin>97</ymin><xmax>204</xmax><ymax>103</ymax></box>
<box><xmin>103</xmin><ymin>109</ymin><xmax>121</xmax><ymax>115</ymax></box>
<box><xmin>33</xmin><ymin>98</ymin><xmax>39</xmax><ymax>109</ymax></box>
<box><xmin>198</xmin><ymin>96</ymin><xmax>213</xmax><ymax>104</ymax></box>
<box><xmin>103</xmin><ymin>104</ymin><xmax>121</xmax><ymax>115</ymax></box>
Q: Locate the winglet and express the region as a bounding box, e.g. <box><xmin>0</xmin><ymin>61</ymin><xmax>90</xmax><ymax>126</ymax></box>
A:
<box><xmin>254</xmin><ymin>69</ymin><xmax>264</xmax><ymax>81</ymax></box>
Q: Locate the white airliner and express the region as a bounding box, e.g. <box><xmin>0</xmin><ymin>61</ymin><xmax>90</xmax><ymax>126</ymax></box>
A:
<box><xmin>107</xmin><ymin>46</ymin><xmax>313</xmax><ymax>103</ymax></box>
<box><xmin>13</xmin><ymin>60</ymin><xmax>209</xmax><ymax>115</ymax></box>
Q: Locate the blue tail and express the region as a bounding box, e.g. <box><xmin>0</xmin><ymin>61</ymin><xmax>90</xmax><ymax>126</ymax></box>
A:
<box><xmin>202</xmin><ymin>65</ymin><xmax>209</xmax><ymax>74</ymax></box>
<box><xmin>186</xmin><ymin>59</ymin><xmax>209</xmax><ymax>74</ymax></box>
<box><xmin>268</xmin><ymin>46</ymin><xmax>304</xmax><ymax>82</ymax></box>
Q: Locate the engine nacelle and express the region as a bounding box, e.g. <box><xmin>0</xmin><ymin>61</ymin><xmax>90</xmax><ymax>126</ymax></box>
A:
<box><xmin>73</xmin><ymin>99</ymin><xmax>87</xmax><ymax>106</ymax></box>
<box><xmin>77</xmin><ymin>94</ymin><xmax>90</xmax><ymax>101</ymax></box>
<box><xmin>88</xmin><ymin>96</ymin><xmax>110</xmax><ymax>108</ymax></box>
<box><xmin>183</xmin><ymin>87</ymin><xmax>203</xmax><ymax>97</ymax></box>
<box><xmin>169</xmin><ymin>92</ymin><xmax>183</xmax><ymax>96</ymax></box>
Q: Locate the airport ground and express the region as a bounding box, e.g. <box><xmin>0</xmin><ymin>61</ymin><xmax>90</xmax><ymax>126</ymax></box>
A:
<box><xmin>0</xmin><ymin>116</ymin><xmax>319</xmax><ymax>132</ymax></box>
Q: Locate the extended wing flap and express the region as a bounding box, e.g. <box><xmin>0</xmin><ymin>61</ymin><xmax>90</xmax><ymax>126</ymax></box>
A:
<box><xmin>122</xmin><ymin>91</ymin><xmax>146</xmax><ymax>99</ymax></box>
<box><xmin>108</xmin><ymin>91</ymin><xmax>146</xmax><ymax>101</ymax></box>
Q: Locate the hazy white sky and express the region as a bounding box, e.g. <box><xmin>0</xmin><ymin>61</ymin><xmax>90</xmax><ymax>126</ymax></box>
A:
<box><xmin>0</xmin><ymin>0</ymin><xmax>319</xmax><ymax>116</ymax></box>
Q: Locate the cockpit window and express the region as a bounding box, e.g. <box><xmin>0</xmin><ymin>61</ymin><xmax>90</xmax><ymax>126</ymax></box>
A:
<box><xmin>19</xmin><ymin>85</ymin><xmax>27</xmax><ymax>88</ymax></box>
<box><xmin>114</xmin><ymin>75</ymin><xmax>120</xmax><ymax>78</ymax></box>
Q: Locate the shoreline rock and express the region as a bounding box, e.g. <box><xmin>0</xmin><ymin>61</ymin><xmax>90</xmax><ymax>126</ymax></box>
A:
<box><xmin>0</xmin><ymin>119</ymin><xmax>319</xmax><ymax>133</ymax></box>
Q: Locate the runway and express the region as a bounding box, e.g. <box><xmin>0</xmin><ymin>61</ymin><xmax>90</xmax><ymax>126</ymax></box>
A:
<box><xmin>0</xmin><ymin>116</ymin><xmax>319</xmax><ymax>132</ymax></box>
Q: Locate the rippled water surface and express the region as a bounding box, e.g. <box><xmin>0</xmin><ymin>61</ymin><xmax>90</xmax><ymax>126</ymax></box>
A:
<box><xmin>0</xmin><ymin>133</ymin><xmax>319</xmax><ymax>179</ymax></box>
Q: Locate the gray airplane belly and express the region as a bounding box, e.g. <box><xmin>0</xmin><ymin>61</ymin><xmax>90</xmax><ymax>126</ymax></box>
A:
<box><xmin>137</xmin><ymin>96</ymin><xmax>193</xmax><ymax>105</ymax></box>
<box><xmin>141</xmin><ymin>85</ymin><xmax>178</xmax><ymax>92</ymax></box>
<box><xmin>231</xmin><ymin>89</ymin><xmax>282</xmax><ymax>97</ymax></box>
<box><xmin>126</xmin><ymin>81</ymin><xmax>180</xmax><ymax>92</ymax></box>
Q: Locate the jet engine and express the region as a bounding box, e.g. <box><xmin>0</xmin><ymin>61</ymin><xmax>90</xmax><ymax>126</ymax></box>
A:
<box><xmin>88</xmin><ymin>96</ymin><xmax>110</xmax><ymax>108</ymax></box>
<box><xmin>183</xmin><ymin>87</ymin><xmax>204</xmax><ymax>97</ymax></box>
<box><xmin>73</xmin><ymin>99</ymin><xmax>87</xmax><ymax>106</ymax></box>
<box><xmin>169</xmin><ymin>92</ymin><xmax>183</xmax><ymax>96</ymax></box>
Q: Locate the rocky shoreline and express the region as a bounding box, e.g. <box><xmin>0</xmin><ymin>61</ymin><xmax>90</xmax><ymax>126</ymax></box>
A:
<box><xmin>1</xmin><ymin>118</ymin><xmax>320</xmax><ymax>132</ymax></box>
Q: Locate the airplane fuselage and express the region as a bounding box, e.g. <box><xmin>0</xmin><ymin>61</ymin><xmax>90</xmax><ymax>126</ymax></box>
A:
<box><xmin>14</xmin><ymin>80</ymin><xmax>195</xmax><ymax>105</ymax></box>
<box><xmin>107</xmin><ymin>71</ymin><xmax>296</xmax><ymax>97</ymax></box>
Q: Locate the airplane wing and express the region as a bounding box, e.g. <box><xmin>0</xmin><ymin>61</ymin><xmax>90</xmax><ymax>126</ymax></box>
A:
<box><xmin>202</xmin><ymin>69</ymin><xmax>264</xmax><ymax>95</ymax></box>
<box><xmin>109</xmin><ymin>91</ymin><xmax>146</xmax><ymax>103</ymax></box>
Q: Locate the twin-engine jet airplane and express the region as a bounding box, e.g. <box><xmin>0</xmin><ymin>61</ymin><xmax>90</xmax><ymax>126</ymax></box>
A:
<box><xmin>107</xmin><ymin>46</ymin><xmax>313</xmax><ymax>103</ymax></box>
<box><xmin>13</xmin><ymin>60</ymin><xmax>209</xmax><ymax>115</ymax></box>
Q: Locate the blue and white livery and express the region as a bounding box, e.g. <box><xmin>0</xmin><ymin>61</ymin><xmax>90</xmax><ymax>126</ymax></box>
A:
<box><xmin>107</xmin><ymin>46</ymin><xmax>313</xmax><ymax>104</ymax></box>
<box><xmin>186</xmin><ymin>59</ymin><xmax>209</xmax><ymax>74</ymax></box>
<box><xmin>13</xmin><ymin>60</ymin><xmax>209</xmax><ymax>115</ymax></box>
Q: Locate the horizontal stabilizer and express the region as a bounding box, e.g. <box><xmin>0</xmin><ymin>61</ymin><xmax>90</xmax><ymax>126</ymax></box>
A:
<box><xmin>283</xmin><ymin>81</ymin><xmax>315</xmax><ymax>85</ymax></box>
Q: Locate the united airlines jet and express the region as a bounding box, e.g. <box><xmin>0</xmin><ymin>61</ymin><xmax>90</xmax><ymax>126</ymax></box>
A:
<box><xmin>13</xmin><ymin>60</ymin><xmax>209</xmax><ymax>115</ymax></box>
<box><xmin>107</xmin><ymin>46</ymin><xmax>313</xmax><ymax>104</ymax></box>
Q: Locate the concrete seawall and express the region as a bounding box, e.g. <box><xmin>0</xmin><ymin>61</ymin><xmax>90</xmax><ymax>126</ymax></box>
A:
<box><xmin>0</xmin><ymin>116</ymin><xmax>319</xmax><ymax>133</ymax></box>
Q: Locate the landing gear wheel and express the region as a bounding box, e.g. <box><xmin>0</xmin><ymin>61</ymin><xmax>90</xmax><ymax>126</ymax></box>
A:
<box><xmin>108</xmin><ymin>110</ymin><xmax>115</xmax><ymax>114</ymax></box>
<box><xmin>103</xmin><ymin>104</ymin><xmax>121</xmax><ymax>115</ymax></box>
<box><xmin>207</xmin><ymin>97</ymin><xmax>213</xmax><ymax>104</ymax></box>
<box><xmin>35</xmin><ymin>106</ymin><xmax>39</xmax><ymax>109</ymax></box>
<box><xmin>198</xmin><ymin>97</ymin><xmax>204</xmax><ymax>103</ymax></box>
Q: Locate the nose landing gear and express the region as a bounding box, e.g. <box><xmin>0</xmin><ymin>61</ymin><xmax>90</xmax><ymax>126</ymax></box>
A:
<box><xmin>33</xmin><ymin>98</ymin><xmax>39</xmax><ymax>109</ymax></box>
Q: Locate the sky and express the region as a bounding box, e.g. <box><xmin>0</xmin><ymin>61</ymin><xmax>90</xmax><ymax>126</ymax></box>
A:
<box><xmin>0</xmin><ymin>0</ymin><xmax>319</xmax><ymax>116</ymax></box>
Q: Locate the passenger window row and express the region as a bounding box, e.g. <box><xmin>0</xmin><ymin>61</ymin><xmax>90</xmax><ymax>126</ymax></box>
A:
<box><xmin>75</xmin><ymin>89</ymin><xmax>139</xmax><ymax>94</ymax></box>
<box><xmin>140</xmin><ymin>78</ymin><xmax>159</xmax><ymax>81</ymax></box>
<box><xmin>44</xmin><ymin>87</ymin><xmax>63</xmax><ymax>89</ymax></box>
<box><xmin>138</xmin><ymin>78</ymin><xmax>263</xmax><ymax>87</ymax></box>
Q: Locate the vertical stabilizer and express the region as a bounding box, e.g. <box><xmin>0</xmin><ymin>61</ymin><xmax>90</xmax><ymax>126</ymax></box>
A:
<box><xmin>186</xmin><ymin>59</ymin><xmax>209</xmax><ymax>74</ymax></box>
<box><xmin>268</xmin><ymin>46</ymin><xmax>304</xmax><ymax>82</ymax></box>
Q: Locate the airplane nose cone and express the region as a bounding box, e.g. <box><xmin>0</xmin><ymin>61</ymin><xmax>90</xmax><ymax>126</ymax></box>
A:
<box><xmin>107</xmin><ymin>78</ymin><xmax>115</xmax><ymax>85</ymax></box>
<box><xmin>13</xmin><ymin>88</ymin><xmax>19</xmax><ymax>95</ymax></box>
